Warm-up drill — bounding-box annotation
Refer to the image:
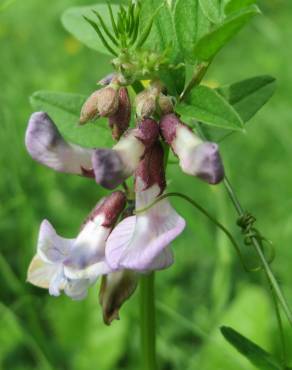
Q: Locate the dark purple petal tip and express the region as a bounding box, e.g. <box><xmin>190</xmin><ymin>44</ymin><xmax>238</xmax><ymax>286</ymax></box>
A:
<box><xmin>92</xmin><ymin>149</ymin><xmax>126</xmax><ymax>189</ymax></box>
<box><xmin>25</xmin><ymin>112</ymin><xmax>63</xmax><ymax>159</ymax></box>
<box><xmin>193</xmin><ymin>142</ymin><xmax>225</xmax><ymax>184</ymax></box>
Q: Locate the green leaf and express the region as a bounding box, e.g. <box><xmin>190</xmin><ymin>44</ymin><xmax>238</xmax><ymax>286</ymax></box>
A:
<box><xmin>221</xmin><ymin>326</ymin><xmax>282</xmax><ymax>370</ymax></box>
<box><xmin>217</xmin><ymin>75</ymin><xmax>276</xmax><ymax>122</ymax></box>
<box><xmin>176</xmin><ymin>85</ymin><xmax>244</xmax><ymax>131</ymax></box>
<box><xmin>174</xmin><ymin>0</ymin><xmax>211</xmax><ymax>63</ymax></box>
<box><xmin>140</xmin><ymin>0</ymin><xmax>185</xmax><ymax>94</ymax></box>
<box><xmin>62</xmin><ymin>4</ymin><xmax>119</xmax><ymax>55</ymax></box>
<box><xmin>199</xmin><ymin>0</ymin><xmax>222</xmax><ymax>24</ymax></box>
<box><xmin>225</xmin><ymin>0</ymin><xmax>257</xmax><ymax>15</ymax></box>
<box><xmin>193</xmin><ymin>5</ymin><xmax>260</xmax><ymax>61</ymax></box>
<box><xmin>30</xmin><ymin>91</ymin><xmax>112</xmax><ymax>148</ymax></box>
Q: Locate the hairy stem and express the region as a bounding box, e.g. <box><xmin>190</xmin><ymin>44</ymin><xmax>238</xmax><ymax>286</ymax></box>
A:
<box><xmin>140</xmin><ymin>273</ymin><xmax>157</xmax><ymax>370</ymax></box>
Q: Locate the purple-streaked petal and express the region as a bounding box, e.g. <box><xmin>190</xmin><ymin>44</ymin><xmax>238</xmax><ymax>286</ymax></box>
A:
<box><xmin>105</xmin><ymin>216</ymin><xmax>136</xmax><ymax>270</ymax></box>
<box><xmin>26</xmin><ymin>112</ymin><xmax>93</xmax><ymax>175</ymax></box>
<box><xmin>106</xmin><ymin>187</ymin><xmax>186</xmax><ymax>271</ymax></box>
<box><xmin>26</xmin><ymin>255</ymin><xmax>58</xmax><ymax>289</ymax></box>
<box><xmin>37</xmin><ymin>220</ymin><xmax>74</xmax><ymax>264</ymax></box>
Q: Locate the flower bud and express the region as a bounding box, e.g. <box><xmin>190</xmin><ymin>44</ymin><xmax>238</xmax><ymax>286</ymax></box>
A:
<box><xmin>99</xmin><ymin>270</ymin><xmax>138</xmax><ymax>325</ymax></box>
<box><xmin>135</xmin><ymin>90</ymin><xmax>157</xmax><ymax>118</ymax></box>
<box><xmin>158</xmin><ymin>94</ymin><xmax>174</xmax><ymax>115</ymax></box>
<box><xmin>160</xmin><ymin>114</ymin><xmax>224</xmax><ymax>184</ymax></box>
<box><xmin>109</xmin><ymin>87</ymin><xmax>131</xmax><ymax>141</ymax></box>
<box><xmin>79</xmin><ymin>84</ymin><xmax>120</xmax><ymax>124</ymax></box>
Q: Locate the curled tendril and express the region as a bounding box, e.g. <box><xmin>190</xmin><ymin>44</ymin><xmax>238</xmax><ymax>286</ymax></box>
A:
<box><xmin>134</xmin><ymin>192</ymin><xmax>266</xmax><ymax>272</ymax></box>
<box><xmin>237</xmin><ymin>212</ymin><xmax>275</xmax><ymax>267</ymax></box>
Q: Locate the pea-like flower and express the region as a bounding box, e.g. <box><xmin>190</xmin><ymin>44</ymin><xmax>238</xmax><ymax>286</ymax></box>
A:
<box><xmin>105</xmin><ymin>142</ymin><xmax>186</xmax><ymax>272</ymax></box>
<box><xmin>92</xmin><ymin>118</ymin><xmax>159</xmax><ymax>189</ymax></box>
<box><xmin>26</xmin><ymin>112</ymin><xmax>94</xmax><ymax>177</ymax></box>
<box><xmin>27</xmin><ymin>191</ymin><xmax>127</xmax><ymax>298</ymax></box>
<box><xmin>160</xmin><ymin>113</ymin><xmax>225</xmax><ymax>184</ymax></box>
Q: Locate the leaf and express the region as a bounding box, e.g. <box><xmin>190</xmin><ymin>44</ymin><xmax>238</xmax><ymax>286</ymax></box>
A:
<box><xmin>217</xmin><ymin>75</ymin><xmax>276</xmax><ymax>122</ymax></box>
<box><xmin>140</xmin><ymin>0</ymin><xmax>185</xmax><ymax>94</ymax></box>
<box><xmin>193</xmin><ymin>5</ymin><xmax>260</xmax><ymax>61</ymax></box>
<box><xmin>174</xmin><ymin>0</ymin><xmax>211</xmax><ymax>63</ymax></box>
<box><xmin>199</xmin><ymin>0</ymin><xmax>222</xmax><ymax>24</ymax></box>
<box><xmin>221</xmin><ymin>326</ymin><xmax>282</xmax><ymax>370</ymax></box>
<box><xmin>30</xmin><ymin>91</ymin><xmax>112</xmax><ymax>148</ymax></box>
<box><xmin>176</xmin><ymin>85</ymin><xmax>244</xmax><ymax>131</ymax></box>
<box><xmin>61</xmin><ymin>4</ymin><xmax>119</xmax><ymax>55</ymax></box>
<box><xmin>225</xmin><ymin>0</ymin><xmax>257</xmax><ymax>15</ymax></box>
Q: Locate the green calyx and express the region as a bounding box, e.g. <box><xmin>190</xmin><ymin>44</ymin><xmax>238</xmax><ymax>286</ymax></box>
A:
<box><xmin>83</xmin><ymin>1</ymin><xmax>172</xmax><ymax>83</ymax></box>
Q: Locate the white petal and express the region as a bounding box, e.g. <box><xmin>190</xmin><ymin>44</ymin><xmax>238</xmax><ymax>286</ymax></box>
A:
<box><xmin>64</xmin><ymin>279</ymin><xmax>91</xmax><ymax>300</ymax></box>
<box><xmin>48</xmin><ymin>265</ymin><xmax>66</xmax><ymax>296</ymax></box>
<box><xmin>37</xmin><ymin>220</ymin><xmax>74</xmax><ymax>263</ymax></box>
<box><xmin>27</xmin><ymin>255</ymin><xmax>58</xmax><ymax>289</ymax></box>
<box><xmin>64</xmin><ymin>260</ymin><xmax>111</xmax><ymax>281</ymax></box>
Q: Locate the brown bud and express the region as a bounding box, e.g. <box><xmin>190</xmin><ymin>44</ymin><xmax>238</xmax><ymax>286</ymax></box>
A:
<box><xmin>109</xmin><ymin>87</ymin><xmax>131</xmax><ymax>141</ymax></box>
<box><xmin>97</xmin><ymin>85</ymin><xmax>120</xmax><ymax>117</ymax></box>
<box><xmin>135</xmin><ymin>90</ymin><xmax>157</xmax><ymax>118</ymax></box>
<box><xmin>158</xmin><ymin>94</ymin><xmax>174</xmax><ymax>115</ymax></box>
<box><xmin>79</xmin><ymin>85</ymin><xmax>120</xmax><ymax>125</ymax></box>
<box><xmin>99</xmin><ymin>270</ymin><xmax>138</xmax><ymax>325</ymax></box>
<box><xmin>79</xmin><ymin>90</ymin><xmax>100</xmax><ymax>125</ymax></box>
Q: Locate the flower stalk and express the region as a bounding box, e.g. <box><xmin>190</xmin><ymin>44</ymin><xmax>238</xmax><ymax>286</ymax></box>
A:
<box><xmin>140</xmin><ymin>273</ymin><xmax>157</xmax><ymax>370</ymax></box>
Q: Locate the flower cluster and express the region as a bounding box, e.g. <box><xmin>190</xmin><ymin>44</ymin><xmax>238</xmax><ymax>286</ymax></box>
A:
<box><xmin>26</xmin><ymin>76</ymin><xmax>224</xmax><ymax>324</ymax></box>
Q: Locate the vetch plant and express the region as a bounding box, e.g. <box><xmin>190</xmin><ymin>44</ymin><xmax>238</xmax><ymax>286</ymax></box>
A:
<box><xmin>25</xmin><ymin>1</ymin><xmax>292</xmax><ymax>369</ymax></box>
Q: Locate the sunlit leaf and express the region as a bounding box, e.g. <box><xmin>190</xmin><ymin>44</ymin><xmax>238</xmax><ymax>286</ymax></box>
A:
<box><xmin>140</xmin><ymin>0</ymin><xmax>185</xmax><ymax>94</ymax></box>
<box><xmin>217</xmin><ymin>75</ymin><xmax>276</xmax><ymax>122</ymax></box>
<box><xmin>62</xmin><ymin>4</ymin><xmax>119</xmax><ymax>55</ymax></box>
<box><xmin>174</xmin><ymin>0</ymin><xmax>210</xmax><ymax>63</ymax></box>
<box><xmin>193</xmin><ymin>5</ymin><xmax>260</xmax><ymax>61</ymax></box>
<box><xmin>199</xmin><ymin>0</ymin><xmax>222</xmax><ymax>24</ymax></box>
<box><xmin>176</xmin><ymin>85</ymin><xmax>244</xmax><ymax>131</ymax></box>
<box><xmin>30</xmin><ymin>91</ymin><xmax>112</xmax><ymax>148</ymax></box>
<box><xmin>225</xmin><ymin>0</ymin><xmax>257</xmax><ymax>15</ymax></box>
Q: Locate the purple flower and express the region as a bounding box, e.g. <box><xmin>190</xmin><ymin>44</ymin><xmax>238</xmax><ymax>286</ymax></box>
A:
<box><xmin>25</xmin><ymin>112</ymin><xmax>94</xmax><ymax>177</ymax></box>
<box><xmin>160</xmin><ymin>114</ymin><xmax>225</xmax><ymax>184</ymax></box>
<box><xmin>92</xmin><ymin>118</ymin><xmax>159</xmax><ymax>189</ymax></box>
<box><xmin>105</xmin><ymin>142</ymin><xmax>186</xmax><ymax>272</ymax></box>
<box><xmin>27</xmin><ymin>192</ymin><xmax>127</xmax><ymax>298</ymax></box>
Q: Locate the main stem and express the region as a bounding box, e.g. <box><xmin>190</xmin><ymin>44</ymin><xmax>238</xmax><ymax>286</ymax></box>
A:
<box><xmin>140</xmin><ymin>273</ymin><xmax>157</xmax><ymax>370</ymax></box>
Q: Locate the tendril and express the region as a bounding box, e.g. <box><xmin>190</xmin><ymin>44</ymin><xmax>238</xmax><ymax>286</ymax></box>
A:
<box><xmin>135</xmin><ymin>192</ymin><xmax>262</xmax><ymax>272</ymax></box>
<box><xmin>237</xmin><ymin>212</ymin><xmax>275</xmax><ymax>266</ymax></box>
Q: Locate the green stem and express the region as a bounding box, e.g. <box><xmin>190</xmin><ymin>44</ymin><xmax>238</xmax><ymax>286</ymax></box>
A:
<box><xmin>223</xmin><ymin>176</ymin><xmax>292</xmax><ymax>326</ymax></box>
<box><xmin>140</xmin><ymin>273</ymin><xmax>157</xmax><ymax>370</ymax></box>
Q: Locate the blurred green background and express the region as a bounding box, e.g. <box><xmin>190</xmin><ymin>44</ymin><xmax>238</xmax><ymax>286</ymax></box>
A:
<box><xmin>1</xmin><ymin>0</ymin><xmax>292</xmax><ymax>369</ymax></box>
